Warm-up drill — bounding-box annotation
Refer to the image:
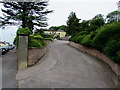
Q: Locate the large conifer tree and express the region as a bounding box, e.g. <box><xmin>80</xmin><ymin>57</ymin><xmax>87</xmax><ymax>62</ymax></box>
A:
<box><xmin>0</xmin><ymin>1</ymin><xmax>52</xmax><ymax>31</ymax></box>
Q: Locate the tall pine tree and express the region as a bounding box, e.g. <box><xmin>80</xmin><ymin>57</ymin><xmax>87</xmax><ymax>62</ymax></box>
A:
<box><xmin>0</xmin><ymin>1</ymin><xmax>52</xmax><ymax>32</ymax></box>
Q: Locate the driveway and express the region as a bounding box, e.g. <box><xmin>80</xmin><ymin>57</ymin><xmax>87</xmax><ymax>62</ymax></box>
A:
<box><xmin>2</xmin><ymin>49</ymin><xmax>18</xmax><ymax>88</ymax></box>
<box><xmin>16</xmin><ymin>40</ymin><xmax>117</xmax><ymax>88</ymax></box>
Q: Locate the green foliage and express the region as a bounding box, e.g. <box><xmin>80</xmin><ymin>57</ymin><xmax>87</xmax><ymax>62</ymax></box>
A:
<box><xmin>43</xmin><ymin>34</ymin><xmax>53</xmax><ymax>38</ymax></box>
<box><xmin>106</xmin><ymin>10</ymin><xmax>120</xmax><ymax>23</ymax></box>
<box><xmin>81</xmin><ymin>34</ymin><xmax>91</xmax><ymax>47</ymax></box>
<box><xmin>30</xmin><ymin>35</ymin><xmax>43</xmax><ymax>40</ymax></box>
<box><xmin>28</xmin><ymin>35</ymin><xmax>45</xmax><ymax>48</ymax></box>
<box><xmin>17</xmin><ymin>28</ymin><xmax>32</xmax><ymax>35</ymax></box>
<box><xmin>70</xmin><ymin>22</ymin><xmax>120</xmax><ymax>64</ymax></box>
<box><xmin>49</xmin><ymin>25</ymin><xmax>67</xmax><ymax>32</ymax></box>
<box><xmin>44</xmin><ymin>38</ymin><xmax>53</xmax><ymax>41</ymax></box>
<box><xmin>34</xmin><ymin>29</ymin><xmax>44</xmax><ymax>36</ymax></box>
<box><xmin>116</xmin><ymin>51</ymin><xmax>120</xmax><ymax>64</ymax></box>
<box><xmin>14</xmin><ymin>28</ymin><xmax>46</xmax><ymax>48</ymax></box>
<box><xmin>66</xmin><ymin>12</ymin><xmax>80</xmax><ymax>35</ymax></box>
<box><xmin>103</xmin><ymin>37</ymin><xmax>120</xmax><ymax>64</ymax></box>
<box><xmin>28</xmin><ymin>39</ymin><xmax>43</xmax><ymax>48</ymax></box>
<box><xmin>0</xmin><ymin>2</ymin><xmax>53</xmax><ymax>30</ymax></box>
<box><xmin>92</xmin><ymin>22</ymin><xmax>120</xmax><ymax>51</ymax></box>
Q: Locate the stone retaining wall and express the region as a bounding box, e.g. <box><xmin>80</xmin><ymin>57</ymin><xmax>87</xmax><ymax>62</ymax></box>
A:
<box><xmin>69</xmin><ymin>41</ymin><xmax>120</xmax><ymax>87</ymax></box>
<box><xmin>28</xmin><ymin>47</ymin><xmax>46</xmax><ymax>67</ymax></box>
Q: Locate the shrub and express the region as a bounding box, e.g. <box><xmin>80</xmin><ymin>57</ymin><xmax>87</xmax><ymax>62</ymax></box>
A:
<box><xmin>14</xmin><ymin>28</ymin><xmax>46</xmax><ymax>48</ymax></box>
<box><xmin>44</xmin><ymin>38</ymin><xmax>53</xmax><ymax>41</ymax></box>
<box><xmin>103</xmin><ymin>37</ymin><xmax>120</xmax><ymax>64</ymax></box>
<box><xmin>43</xmin><ymin>34</ymin><xmax>53</xmax><ymax>38</ymax></box>
<box><xmin>28</xmin><ymin>39</ymin><xmax>43</xmax><ymax>48</ymax></box>
<box><xmin>17</xmin><ymin>28</ymin><xmax>32</xmax><ymax>35</ymax></box>
<box><xmin>116</xmin><ymin>51</ymin><xmax>120</xmax><ymax>64</ymax></box>
<box><xmin>92</xmin><ymin>22</ymin><xmax>120</xmax><ymax>51</ymax></box>
<box><xmin>28</xmin><ymin>35</ymin><xmax>46</xmax><ymax>48</ymax></box>
<box><xmin>69</xmin><ymin>31</ymin><xmax>87</xmax><ymax>43</ymax></box>
<box><xmin>30</xmin><ymin>35</ymin><xmax>43</xmax><ymax>40</ymax></box>
<box><xmin>81</xmin><ymin>34</ymin><xmax>91</xmax><ymax>47</ymax></box>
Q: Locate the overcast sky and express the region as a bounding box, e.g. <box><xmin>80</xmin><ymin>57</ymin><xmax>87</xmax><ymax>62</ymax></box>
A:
<box><xmin>0</xmin><ymin>0</ymin><xmax>119</xmax><ymax>44</ymax></box>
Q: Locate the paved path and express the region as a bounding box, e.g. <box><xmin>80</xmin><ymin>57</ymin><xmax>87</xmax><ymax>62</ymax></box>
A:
<box><xmin>16</xmin><ymin>40</ymin><xmax>116</xmax><ymax>88</ymax></box>
<box><xmin>2</xmin><ymin>49</ymin><xmax>18</xmax><ymax>88</ymax></box>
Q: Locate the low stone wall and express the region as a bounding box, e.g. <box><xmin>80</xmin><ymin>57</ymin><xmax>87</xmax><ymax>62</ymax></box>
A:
<box><xmin>69</xmin><ymin>41</ymin><xmax>120</xmax><ymax>87</ymax></box>
<box><xmin>28</xmin><ymin>47</ymin><xmax>46</xmax><ymax>67</ymax></box>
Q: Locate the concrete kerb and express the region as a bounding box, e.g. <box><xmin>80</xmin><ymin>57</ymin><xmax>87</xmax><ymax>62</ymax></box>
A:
<box><xmin>69</xmin><ymin>41</ymin><xmax>120</xmax><ymax>87</ymax></box>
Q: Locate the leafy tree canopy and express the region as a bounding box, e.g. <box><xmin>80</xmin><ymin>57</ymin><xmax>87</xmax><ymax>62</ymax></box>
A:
<box><xmin>66</xmin><ymin>12</ymin><xmax>80</xmax><ymax>35</ymax></box>
<box><xmin>49</xmin><ymin>25</ymin><xmax>67</xmax><ymax>31</ymax></box>
<box><xmin>106</xmin><ymin>10</ymin><xmax>120</xmax><ymax>23</ymax></box>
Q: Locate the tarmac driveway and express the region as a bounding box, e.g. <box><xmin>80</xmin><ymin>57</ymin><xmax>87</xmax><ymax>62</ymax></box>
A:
<box><xmin>16</xmin><ymin>40</ymin><xmax>117</xmax><ymax>88</ymax></box>
<box><xmin>2</xmin><ymin>49</ymin><xmax>18</xmax><ymax>88</ymax></box>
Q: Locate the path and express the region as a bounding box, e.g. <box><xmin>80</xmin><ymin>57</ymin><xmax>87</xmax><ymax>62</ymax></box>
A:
<box><xmin>16</xmin><ymin>40</ymin><xmax>116</xmax><ymax>88</ymax></box>
<box><xmin>2</xmin><ymin>49</ymin><xmax>18</xmax><ymax>88</ymax></box>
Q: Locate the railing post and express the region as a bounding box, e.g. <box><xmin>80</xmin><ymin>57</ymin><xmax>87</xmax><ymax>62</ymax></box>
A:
<box><xmin>17</xmin><ymin>34</ymin><xmax>28</xmax><ymax>70</ymax></box>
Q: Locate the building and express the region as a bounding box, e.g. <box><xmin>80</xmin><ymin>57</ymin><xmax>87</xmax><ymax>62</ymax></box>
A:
<box><xmin>44</xmin><ymin>29</ymin><xmax>66</xmax><ymax>38</ymax></box>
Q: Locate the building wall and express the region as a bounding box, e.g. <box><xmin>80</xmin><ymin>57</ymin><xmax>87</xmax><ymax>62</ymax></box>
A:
<box><xmin>44</xmin><ymin>31</ymin><xmax>66</xmax><ymax>38</ymax></box>
<box><xmin>57</xmin><ymin>32</ymin><xmax>66</xmax><ymax>38</ymax></box>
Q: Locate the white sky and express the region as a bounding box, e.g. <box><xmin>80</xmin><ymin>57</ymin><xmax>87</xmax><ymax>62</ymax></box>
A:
<box><xmin>0</xmin><ymin>0</ymin><xmax>119</xmax><ymax>44</ymax></box>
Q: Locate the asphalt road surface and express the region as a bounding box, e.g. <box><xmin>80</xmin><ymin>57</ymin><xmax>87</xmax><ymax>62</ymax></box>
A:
<box><xmin>17</xmin><ymin>40</ymin><xmax>117</xmax><ymax>88</ymax></box>
<box><xmin>2</xmin><ymin>49</ymin><xmax>18</xmax><ymax>88</ymax></box>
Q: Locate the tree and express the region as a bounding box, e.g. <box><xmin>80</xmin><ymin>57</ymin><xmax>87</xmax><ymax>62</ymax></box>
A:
<box><xmin>88</xmin><ymin>14</ymin><xmax>105</xmax><ymax>32</ymax></box>
<box><xmin>49</xmin><ymin>26</ymin><xmax>59</xmax><ymax>31</ymax></box>
<box><xmin>106</xmin><ymin>10</ymin><xmax>120</xmax><ymax>23</ymax></box>
<box><xmin>80</xmin><ymin>20</ymin><xmax>90</xmax><ymax>32</ymax></box>
<box><xmin>66</xmin><ymin>12</ymin><xmax>80</xmax><ymax>35</ymax></box>
<box><xmin>49</xmin><ymin>25</ymin><xmax>67</xmax><ymax>31</ymax></box>
<box><xmin>0</xmin><ymin>1</ymin><xmax>53</xmax><ymax>32</ymax></box>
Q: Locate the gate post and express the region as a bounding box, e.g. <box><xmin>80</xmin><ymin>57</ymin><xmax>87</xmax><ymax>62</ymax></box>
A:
<box><xmin>17</xmin><ymin>34</ymin><xmax>28</xmax><ymax>70</ymax></box>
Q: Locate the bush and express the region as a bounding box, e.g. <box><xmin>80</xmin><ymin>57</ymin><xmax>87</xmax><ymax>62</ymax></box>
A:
<box><xmin>92</xmin><ymin>22</ymin><xmax>120</xmax><ymax>51</ymax></box>
<box><xmin>14</xmin><ymin>28</ymin><xmax>46</xmax><ymax>48</ymax></box>
<box><xmin>43</xmin><ymin>34</ymin><xmax>53</xmax><ymax>38</ymax></box>
<box><xmin>103</xmin><ymin>37</ymin><xmax>120</xmax><ymax>64</ymax></box>
<box><xmin>44</xmin><ymin>38</ymin><xmax>53</xmax><ymax>41</ymax></box>
<box><xmin>116</xmin><ymin>51</ymin><xmax>120</xmax><ymax>64</ymax></box>
<box><xmin>17</xmin><ymin>28</ymin><xmax>32</xmax><ymax>35</ymax></box>
<box><xmin>81</xmin><ymin>34</ymin><xmax>91</xmax><ymax>47</ymax></box>
<box><xmin>28</xmin><ymin>39</ymin><xmax>43</xmax><ymax>48</ymax></box>
<box><xmin>69</xmin><ymin>22</ymin><xmax>120</xmax><ymax>64</ymax></box>
<box><xmin>28</xmin><ymin>35</ymin><xmax>46</xmax><ymax>48</ymax></box>
<box><xmin>30</xmin><ymin>35</ymin><xmax>43</xmax><ymax>40</ymax></box>
<box><xmin>69</xmin><ymin>31</ymin><xmax>87</xmax><ymax>43</ymax></box>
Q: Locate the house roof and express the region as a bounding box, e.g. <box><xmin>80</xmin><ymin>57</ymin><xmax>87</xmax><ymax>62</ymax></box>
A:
<box><xmin>57</xmin><ymin>29</ymin><xmax>65</xmax><ymax>32</ymax></box>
